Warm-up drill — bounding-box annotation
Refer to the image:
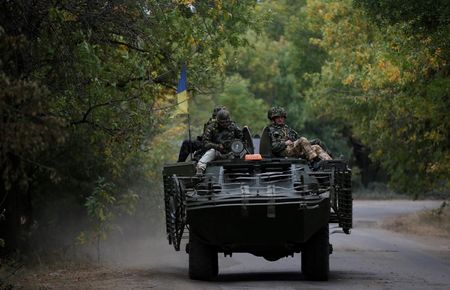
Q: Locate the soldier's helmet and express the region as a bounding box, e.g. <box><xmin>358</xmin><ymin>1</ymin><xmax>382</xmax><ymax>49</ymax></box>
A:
<box><xmin>212</xmin><ymin>105</ymin><xmax>227</xmax><ymax>119</ymax></box>
<box><xmin>216</xmin><ymin>109</ymin><xmax>231</xmax><ymax>127</ymax></box>
<box><xmin>267</xmin><ymin>106</ymin><xmax>287</xmax><ymax>120</ymax></box>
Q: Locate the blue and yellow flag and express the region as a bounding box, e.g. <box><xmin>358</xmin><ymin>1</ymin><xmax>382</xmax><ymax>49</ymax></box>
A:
<box><xmin>175</xmin><ymin>66</ymin><xmax>188</xmax><ymax>115</ymax></box>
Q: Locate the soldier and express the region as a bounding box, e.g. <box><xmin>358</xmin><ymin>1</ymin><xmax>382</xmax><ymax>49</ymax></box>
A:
<box><xmin>177</xmin><ymin>105</ymin><xmax>226</xmax><ymax>162</ymax></box>
<box><xmin>267</xmin><ymin>106</ymin><xmax>332</xmax><ymax>161</ymax></box>
<box><xmin>196</xmin><ymin>109</ymin><xmax>243</xmax><ymax>175</ymax></box>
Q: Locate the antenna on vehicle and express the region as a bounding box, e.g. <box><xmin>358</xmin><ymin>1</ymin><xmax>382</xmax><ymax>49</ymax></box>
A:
<box><xmin>188</xmin><ymin>113</ymin><xmax>193</xmax><ymax>161</ymax></box>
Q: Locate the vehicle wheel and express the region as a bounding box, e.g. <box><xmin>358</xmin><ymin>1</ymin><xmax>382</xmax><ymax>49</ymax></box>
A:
<box><xmin>301</xmin><ymin>225</ymin><xmax>329</xmax><ymax>281</ymax></box>
<box><xmin>188</xmin><ymin>233</ymin><xmax>218</xmax><ymax>280</ymax></box>
<box><xmin>165</xmin><ymin>175</ymin><xmax>186</xmax><ymax>251</ymax></box>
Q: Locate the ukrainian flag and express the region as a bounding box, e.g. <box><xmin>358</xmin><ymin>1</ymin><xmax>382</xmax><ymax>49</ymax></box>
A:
<box><xmin>175</xmin><ymin>66</ymin><xmax>188</xmax><ymax>115</ymax></box>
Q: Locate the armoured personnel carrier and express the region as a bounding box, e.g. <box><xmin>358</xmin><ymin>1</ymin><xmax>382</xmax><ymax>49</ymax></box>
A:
<box><xmin>162</xmin><ymin>128</ymin><xmax>352</xmax><ymax>281</ymax></box>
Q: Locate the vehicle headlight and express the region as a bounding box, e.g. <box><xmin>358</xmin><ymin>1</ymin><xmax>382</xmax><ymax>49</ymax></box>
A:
<box><xmin>231</xmin><ymin>140</ymin><xmax>244</xmax><ymax>154</ymax></box>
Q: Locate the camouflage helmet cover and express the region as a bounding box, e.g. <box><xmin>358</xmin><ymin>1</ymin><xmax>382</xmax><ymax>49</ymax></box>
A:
<box><xmin>216</xmin><ymin>109</ymin><xmax>230</xmax><ymax>120</ymax></box>
<box><xmin>216</xmin><ymin>109</ymin><xmax>231</xmax><ymax>127</ymax></box>
<box><xmin>212</xmin><ymin>105</ymin><xmax>227</xmax><ymax>118</ymax></box>
<box><xmin>267</xmin><ymin>106</ymin><xmax>287</xmax><ymax>120</ymax></box>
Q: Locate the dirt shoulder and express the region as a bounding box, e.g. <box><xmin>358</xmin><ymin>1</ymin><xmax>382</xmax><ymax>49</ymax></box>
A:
<box><xmin>381</xmin><ymin>200</ymin><xmax>450</xmax><ymax>238</ymax></box>
<box><xmin>2</xmin><ymin>263</ymin><xmax>151</xmax><ymax>290</ymax></box>
<box><xmin>380</xmin><ymin>200</ymin><xmax>450</xmax><ymax>253</ymax></box>
<box><xmin>1</xmin><ymin>237</ymin><xmax>173</xmax><ymax>289</ymax></box>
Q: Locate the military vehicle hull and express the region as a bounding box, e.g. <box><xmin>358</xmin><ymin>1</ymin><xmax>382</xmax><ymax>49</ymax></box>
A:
<box><xmin>188</xmin><ymin>197</ymin><xmax>329</xmax><ymax>251</ymax></box>
<box><xmin>163</xmin><ymin>158</ymin><xmax>351</xmax><ymax>281</ymax></box>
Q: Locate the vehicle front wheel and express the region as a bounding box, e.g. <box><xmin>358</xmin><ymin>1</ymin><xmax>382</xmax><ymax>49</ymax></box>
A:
<box><xmin>188</xmin><ymin>233</ymin><xmax>218</xmax><ymax>280</ymax></box>
<box><xmin>301</xmin><ymin>225</ymin><xmax>329</xmax><ymax>281</ymax></box>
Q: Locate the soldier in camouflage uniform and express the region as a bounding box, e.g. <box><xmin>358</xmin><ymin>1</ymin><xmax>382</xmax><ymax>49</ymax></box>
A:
<box><xmin>196</xmin><ymin>109</ymin><xmax>243</xmax><ymax>175</ymax></box>
<box><xmin>177</xmin><ymin>105</ymin><xmax>226</xmax><ymax>162</ymax></box>
<box><xmin>267</xmin><ymin>106</ymin><xmax>332</xmax><ymax>161</ymax></box>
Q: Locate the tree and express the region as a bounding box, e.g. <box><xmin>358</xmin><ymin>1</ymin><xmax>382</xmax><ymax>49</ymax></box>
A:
<box><xmin>0</xmin><ymin>0</ymin><xmax>260</xmax><ymax>254</ymax></box>
<box><xmin>217</xmin><ymin>74</ymin><xmax>269</xmax><ymax>135</ymax></box>
<box><xmin>303</xmin><ymin>0</ymin><xmax>449</xmax><ymax>195</ymax></box>
<box><xmin>222</xmin><ymin>0</ymin><xmax>352</xmax><ymax>159</ymax></box>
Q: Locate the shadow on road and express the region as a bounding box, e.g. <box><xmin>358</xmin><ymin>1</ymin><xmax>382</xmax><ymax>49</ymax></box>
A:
<box><xmin>216</xmin><ymin>270</ymin><xmax>380</xmax><ymax>282</ymax></box>
<box><xmin>217</xmin><ymin>271</ymin><xmax>303</xmax><ymax>282</ymax></box>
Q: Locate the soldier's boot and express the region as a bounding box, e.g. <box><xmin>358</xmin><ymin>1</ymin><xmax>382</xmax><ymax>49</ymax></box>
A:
<box><xmin>312</xmin><ymin>145</ymin><xmax>332</xmax><ymax>160</ymax></box>
<box><xmin>196</xmin><ymin>159</ymin><xmax>207</xmax><ymax>176</ymax></box>
<box><xmin>195</xmin><ymin>149</ymin><xmax>217</xmax><ymax>176</ymax></box>
<box><xmin>196</xmin><ymin>161</ymin><xmax>205</xmax><ymax>176</ymax></box>
<box><xmin>196</xmin><ymin>167</ymin><xmax>204</xmax><ymax>176</ymax></box>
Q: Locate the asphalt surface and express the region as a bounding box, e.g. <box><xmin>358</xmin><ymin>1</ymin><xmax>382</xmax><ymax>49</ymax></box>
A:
<box><xmin>132</xmin><ymin>200</ymin><xmax>450</xmax><ymax>290</ymax></box>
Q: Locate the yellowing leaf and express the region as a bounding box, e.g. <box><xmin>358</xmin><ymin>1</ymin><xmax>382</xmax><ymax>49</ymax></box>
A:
<box><xmin>342</xmin><ymin>74</ymin><xmax>354</xmax><ymax>85</ymax></box>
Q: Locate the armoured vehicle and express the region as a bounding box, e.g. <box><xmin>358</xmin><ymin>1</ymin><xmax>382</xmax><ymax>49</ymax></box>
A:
<box><xmin>163</xmin><ymin>127</ymin><xmax>352</xmax><ymax>281</ymax></box>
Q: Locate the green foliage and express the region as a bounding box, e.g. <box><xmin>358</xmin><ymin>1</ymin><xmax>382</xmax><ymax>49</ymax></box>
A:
<box><xmin>354</xmin><ymin>0</ymin><xmax>450</xmax><ymax>33</ymax></box>
<box><xmin>81</xmin><ymin>178</ymin><xmax>117</xmax><ymax>243</ymax></box>
<box><xmin>78</xmin><ymin>178</ymin><xmax>116</xmax><ymax>244</ymax></box>
<box><xmin>77</xmin><ymin>176</ymin><xmax>140</xmax><ymax>261</ymax></box>
<box><xmin>302</xmin><ymin>0</ymin><xmax>449</xmax><ymax>194</ymax></box>
<box><xmin>0</xmin><ymin>0</ymin><xmax>261</xmax><ymax>253</ymax></box>
<box><xmin>86</xmin><ymin>178</ymin><xmax>116</xmax><ymax>222</ymax></box>
<box><xmin>227</xmin><ymin>31</ymin><xmax>300</xmax><ymax>111</ymax></box>
<box><xmin>212</xmin><ymin>0</ymin><xmax>449</xmax><ymax>194</ymax></box>
<box><xmin>217</xmin><ymin>74</ymin><xmax>269</xmax><ymax>135</ymax></box>
<box><xmin>221</xmin><ymin>0</ymin><xmax>350</xmax><ymax>160</ymax></box>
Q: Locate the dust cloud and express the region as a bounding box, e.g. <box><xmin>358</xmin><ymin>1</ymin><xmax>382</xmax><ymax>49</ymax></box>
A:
<box><xmin>25</xmin><ymin>182</ymin><xmax>176</xmax><ymax>270</ymax></box>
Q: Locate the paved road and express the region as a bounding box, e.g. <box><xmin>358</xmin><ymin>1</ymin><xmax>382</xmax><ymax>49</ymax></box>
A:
<box><xmin>124</xmin><ymin>200</ymin><xmax>449</xmax><ymax>290</ymax></box>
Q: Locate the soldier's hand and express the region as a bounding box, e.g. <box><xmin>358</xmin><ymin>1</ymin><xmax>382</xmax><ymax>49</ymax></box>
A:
<box><xmin>285</xmin><ymin>140</ymin><xmax>293</xmax><ymax>146</ymax></box>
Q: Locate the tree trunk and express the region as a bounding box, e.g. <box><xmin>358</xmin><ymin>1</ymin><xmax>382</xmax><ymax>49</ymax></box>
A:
<box><xmin>0</xmin><ymin>154</ymin><xmax>32</xmax><ymax>256</ymax></box>
<box><xmin>344</xmin><ymin>129</ymin><xmax>387</xmax><ymax>187</ymax></box>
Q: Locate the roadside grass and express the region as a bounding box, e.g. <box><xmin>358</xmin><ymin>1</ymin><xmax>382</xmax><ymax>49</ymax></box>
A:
<box><xmin>0</xmin><ymin>257</ymin><xmax>23</xmax><ymax>290</ymax></box>
<box><xmin>353</xmin><ymin>189</ymin><xmax>410</xmax><ymax>200</ymax></box>
<box><xmin>382</xmin><ymin>201</ymin><xmax>450</xmax><ymax>239</ymax></box>
<box><xmin>352</xmin><ymin>182</ymin><xmax>448</xmax><ymax>200</ymax></box>
<box><xmin>353</xmin><ymin>183</ymin><xmax>410</xmax><ymax>200</ymax></box>
<box><xmin>4</xmin><ymin>262</ymin><xmax>130</xmax><ymax>290</ymax></box>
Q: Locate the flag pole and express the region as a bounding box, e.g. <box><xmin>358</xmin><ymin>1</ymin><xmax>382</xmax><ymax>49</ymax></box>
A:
<box><xmin>176</xmin><ymin>65</ymin><xmax>192</xmax><ymax>160</ymax></box>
